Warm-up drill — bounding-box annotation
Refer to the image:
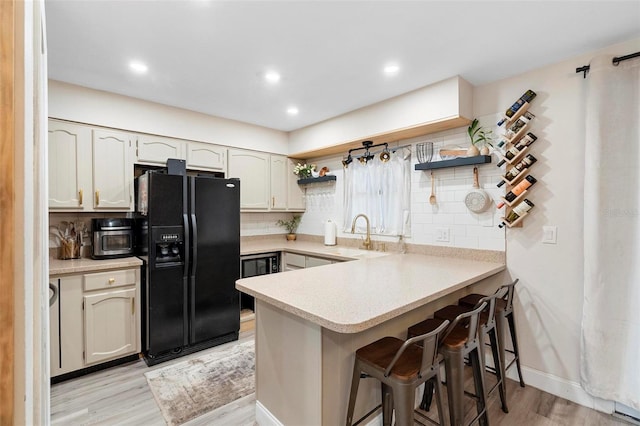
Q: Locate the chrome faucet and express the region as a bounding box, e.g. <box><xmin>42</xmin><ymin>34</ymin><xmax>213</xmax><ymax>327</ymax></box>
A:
<box><xmin>351</xmin><ymin>213</ymin><xmax>372</xmax><ymax>250</ymax></box>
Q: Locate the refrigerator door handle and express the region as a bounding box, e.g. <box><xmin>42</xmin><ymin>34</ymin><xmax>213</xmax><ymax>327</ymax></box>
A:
<box><xmin>183</xmin><ymin>213</ymin><xmax>189</xmax><ymax>280</ymax></box>
<box><xmin>190</xmin><ymin>212</ymin><xmax>198</xmax><ymax>278</ymax></box>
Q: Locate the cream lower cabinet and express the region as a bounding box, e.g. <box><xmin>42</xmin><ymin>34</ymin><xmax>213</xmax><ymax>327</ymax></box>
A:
<box><xmin>50</xmin><ymin>275</ymin><xmax>85</xmax><ymax>377</ymax></box>
<box><xmin>282</xmin><ymin>252</ymin><xmax>336</xmax><ymax>271</ymax></box>
<box><xmin>49</xmin><ymin>267</ymin><xmax>141</xmax><ymax>378</ymax></box>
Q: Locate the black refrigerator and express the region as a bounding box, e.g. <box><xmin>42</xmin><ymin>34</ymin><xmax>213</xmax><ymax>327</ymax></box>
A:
<box><xmin>137</xmin><ymin>171</ymin><xmax>240</xmax><ymax>365</ymax></box>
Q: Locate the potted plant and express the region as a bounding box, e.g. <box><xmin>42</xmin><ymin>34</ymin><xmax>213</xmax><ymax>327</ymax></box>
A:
<box><xmin>467</xmin><ymin>118</ymin><xmax>494</xmax><ymax>156</ymax></box>
<box><xmin>276</xmin><ymin>216</ymin><xmax>302</xmax><ymax>241</ymax></box>
<box><xmin>293</xmin><ymin>162</ymin><xmax>316</xmax><ymax>179</ymax></box>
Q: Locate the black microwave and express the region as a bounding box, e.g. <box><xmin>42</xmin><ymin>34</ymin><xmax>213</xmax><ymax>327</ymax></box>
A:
<box><xmin>91</xmin><ymin>218</ymin><xmax>135</xmax><ymax>259</ymax></box>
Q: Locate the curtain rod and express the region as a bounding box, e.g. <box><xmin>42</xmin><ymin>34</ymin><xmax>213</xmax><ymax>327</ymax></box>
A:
<box><xmin>575</xmin><ymin>51</ymin><xmax>640</xmax><ymax>78</ymax></box>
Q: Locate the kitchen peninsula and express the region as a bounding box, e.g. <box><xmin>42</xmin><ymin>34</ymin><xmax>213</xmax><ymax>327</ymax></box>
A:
<box><xmin>236</xmin><ymin>242</ymin><xmax>505</xmax><ymax>426</ymax></box>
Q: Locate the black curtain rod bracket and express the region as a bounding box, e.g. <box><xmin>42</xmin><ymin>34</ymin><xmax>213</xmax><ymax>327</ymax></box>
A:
<box><xmin>575</xmin><ymin>50</ymin><xmax>640</xmax><ymax>78</ymax></box>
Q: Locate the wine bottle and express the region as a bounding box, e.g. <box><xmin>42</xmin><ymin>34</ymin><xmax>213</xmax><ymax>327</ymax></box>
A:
<box><xmin>505</xmin><ymin>111</ymin><xmax>535</xmax><ymax>139</ymax></box>
<box><xmin>496</xmin><ymin>133</ymin><xmax>538</xmax><ymax>167</ymax></box>
<box><xmin>499</xmin><ymin>199</ymin><xmax>535</xmax><ymax>228</ymax></box>
<box><xmin>496</xmin><ymin>175</ymin><xmax>537</xmax><ymax>208</ymax></box>
<box><xmin>505</xmin><ymin>175</ymin><xmax>537</xmax><ymax>202</ymax></box>
<box><xmin>496</xmin><ymin>154</ymin><xmax>537</xmax><ymax>187</ymax></box>
<box><xmin>497</xmin><ymin>90</ymin><xmax>537</xmax><ymax>126</ymax></box>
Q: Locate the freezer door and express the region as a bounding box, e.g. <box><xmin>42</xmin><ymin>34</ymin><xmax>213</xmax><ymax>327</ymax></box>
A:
<box><xmin>189</xmin><ymin>177</ymin><xmax>240</xmax><ymax>345</ymax></box>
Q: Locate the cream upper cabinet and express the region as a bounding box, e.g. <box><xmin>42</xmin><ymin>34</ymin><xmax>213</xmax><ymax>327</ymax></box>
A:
<box><xmin>187</xmin><ymin>142</ymin><xmax>226</xmax><ymax>172</ymax></box>
<box><xmin>48</xmin><ymin>120</ymin><xmax>92</xmax><ymax>210</ymax></box>
<box><xmin>228</xmin><ymin>149</ymin><xmax>271</xmax><ymax>210</ymax></box>
<box><xmin>287</xmin><ymin>158</ymin><xmax>306</xmax><ymax>211</ymax></box>
<box><xmin>92</xmin><ymin>129</ymin><xmax>133</xmax><ymax>210</ymax></box>
<box><xmin>270</xmin><ymin>155</ymin><xmax>288</xmax><ymax>210</ymax></box>
<box><xmin>136</xmin><ymin>134</ymin><xmax>185</xmax><ymax>165</ymax></box>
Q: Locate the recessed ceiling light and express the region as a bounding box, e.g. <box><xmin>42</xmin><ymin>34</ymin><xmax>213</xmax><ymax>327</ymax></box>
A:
<box><xmin>265</xmin><ymin>71</ymin><xmax>281</xmax><ymax>83</ymax></box>
<box><xmin>129</xmin><ymin>61</ymin><xmax>148</xmax><ymax>74</ymax></box>
<box><xmin>383</xmin><ymin>64</ymin><xmax>400</xmax><ymax>74</ymax></box>
<box><xmin>287</xmin><ymin>107</ymin><xmax>299</xmax><ymax>115</ymax></box>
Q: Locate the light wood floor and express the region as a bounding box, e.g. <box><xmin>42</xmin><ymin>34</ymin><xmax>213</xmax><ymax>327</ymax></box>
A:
<box><xmin>51</xmin><ymin>326</ymin><xmax>632</xmax><ymax>426</ymax></box>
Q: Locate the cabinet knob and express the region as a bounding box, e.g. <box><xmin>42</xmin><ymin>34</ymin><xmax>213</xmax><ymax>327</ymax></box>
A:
<box><xmin>79</xmin><ymin>189</ymin><xmax>83</xmax><ymax>205</ymax></box>
<box><xmin>95</xmin><ymin>190</ymin><xmax>100</xmax><ymax>206</ymax></box>
<box><xmin>108</xmin><ymin>278</ymin><xmax>115</xmax><ymax>284</ymax></box>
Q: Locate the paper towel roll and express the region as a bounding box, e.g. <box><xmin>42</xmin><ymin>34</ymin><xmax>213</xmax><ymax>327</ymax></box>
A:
<box><xmin>324</xmin><ymin>220</ymin><xmax>336</xmax><ymax>246</ymax></box>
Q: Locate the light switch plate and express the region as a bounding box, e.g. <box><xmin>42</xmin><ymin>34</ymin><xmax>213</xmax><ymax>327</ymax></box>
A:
<box><xmin>542</xmin><ymin>226</ymin><xmax>557</xmax><ymax>244</ymax></box>
<box><xmin>435</xmin><ymin>227</ymin><xmax>450</xmax><ymax>242</ymax></box>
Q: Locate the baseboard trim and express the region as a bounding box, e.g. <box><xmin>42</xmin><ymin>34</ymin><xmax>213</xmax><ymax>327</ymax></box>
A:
<box><xmin>255</xmin><ymin>399</ymin><xmax>384</xmax><ymax>426</ymax></box>
<box><xmin>255</xmin><ymin>400</ymin><xmax>284</xmax><ymax>426</ymax></box>
<box><xmin>508</xmin><ymin>365</ymin><xmax>615</xmax><ymax>414</ymax></box>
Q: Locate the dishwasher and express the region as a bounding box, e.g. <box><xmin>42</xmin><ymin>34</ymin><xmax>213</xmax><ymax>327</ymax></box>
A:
<box><xmin>240</xmin><ymin>252</ymin><xmax>279</xmax><ymax>311</ymax></box>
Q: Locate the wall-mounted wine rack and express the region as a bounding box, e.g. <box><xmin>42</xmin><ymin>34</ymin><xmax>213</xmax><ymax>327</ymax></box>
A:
<box><xmin>496</xmin><ymin>90</ymin><xmax>539</xmax><ymax>228</ymax></box>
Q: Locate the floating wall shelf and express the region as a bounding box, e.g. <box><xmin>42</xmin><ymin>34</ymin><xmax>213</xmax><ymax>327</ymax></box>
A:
<box><xmin>414</xmin><ymin>155</ymin><xmax>492</xmax><ymax>171</ymax></box>
<box><xmin>297</xmin><ymin>175</ymin><xmax>337</xmax><ymax>185</ymax></box>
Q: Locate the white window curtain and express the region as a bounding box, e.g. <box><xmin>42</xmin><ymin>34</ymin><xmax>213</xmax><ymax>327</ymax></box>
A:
<box><xmin>343</xmin><ymin>147</ymin><xmax>411</xmax><ymax>235</ymax></box>
<box><xmin>581</xmin><ymin>54</ymin><xmax>640</xmax><ymax>410</ymax></box>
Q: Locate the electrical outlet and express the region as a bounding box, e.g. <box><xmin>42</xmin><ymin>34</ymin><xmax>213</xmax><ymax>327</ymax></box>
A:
<box><xmin>435</xmin><ymin>227</ymin><xmax>450</xmax><ymax>242</ymax></box>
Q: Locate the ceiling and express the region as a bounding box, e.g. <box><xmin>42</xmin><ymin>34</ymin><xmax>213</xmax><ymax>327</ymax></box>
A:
<box><xmin>45</xmin><ymin>1</ymin><xmax>640</xmax><ymax>132</ymax></box>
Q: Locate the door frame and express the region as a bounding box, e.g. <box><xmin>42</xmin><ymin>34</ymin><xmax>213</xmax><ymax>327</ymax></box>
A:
<box><xmin>0</xmin><ymin>1</ymin><xmax>16</xmax><ymax>424</ymax></box>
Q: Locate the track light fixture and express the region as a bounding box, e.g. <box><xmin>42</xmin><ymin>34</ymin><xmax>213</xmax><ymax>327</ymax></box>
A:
<box><xmin>342</xmin><ymin>140</ymin><xmax>391</xmax><ymax>168</ymax></box>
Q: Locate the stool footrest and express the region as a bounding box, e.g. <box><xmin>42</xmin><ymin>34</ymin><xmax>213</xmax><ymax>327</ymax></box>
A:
<box><xmin>414</xmin><ymin>409</ymin><xmax>442</xmax><ymax>426</ymax></box>
<box><xmin>352</xmin><ymin>404</ymin><xmax>382</xmax><ymax>426</ymax></box>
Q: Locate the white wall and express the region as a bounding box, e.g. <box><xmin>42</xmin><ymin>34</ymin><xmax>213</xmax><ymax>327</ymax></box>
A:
<box><xmin>288</xmin><ymin>75</ymin><xmax>473</xmax><ymax>154</ymax></box>
<box><xmin>473</xmin><ymin>37</ymin><xmax>640</xmax><ymax>408</ymax></box>
<box><xmin>48</xmin><ymin>80</ymin><xmax>289</xmax><ymax>154</ymax></box>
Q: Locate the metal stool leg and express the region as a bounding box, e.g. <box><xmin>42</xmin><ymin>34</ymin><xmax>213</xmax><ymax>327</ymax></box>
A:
<box><xmin>488</xmin><ymin>327</ymin><xmax>508</xmax><ymax>413</ymax></box>
<box><xmin>390</xmin><ymin>382</ymin><xmax>415</xmax><ymax>426</ymax></box>
<box><xmin>444</xmin><ymin>348</ymin><xmax>465</xmax><ymax>426</ymax></box>
<box><xmin>433</xmin><ymin>366</ymin><xmax>447</xmax><ymax>425</ymax></box>
<box><xmin>469</xmin><ymin>347</ymin><xmax>489</xmax><ymax>426</ymax></box>
<box><xmin>507</xmin><ymin>311</ymin><xmax>525</xmax><ymax>387</ymax></box>
<box><xmin>381</xmin><ymin>383</ymin><xmax>393</xmax><ymax>426</ymax></box>
<box><xmin>419</xmin><ymin>377</ymin><xmax>435</xmax><ymax>411</ymax></box>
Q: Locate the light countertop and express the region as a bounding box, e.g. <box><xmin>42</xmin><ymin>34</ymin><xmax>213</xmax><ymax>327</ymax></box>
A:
<box><xmin>50</xmin><ymin>256</ymin><xmax>143</xmax><ymax>275</ymax></box>
<box><xmin>236</xmin><ymin>251</ymin><xmax>505</xmax><ymax>333</ymax></box>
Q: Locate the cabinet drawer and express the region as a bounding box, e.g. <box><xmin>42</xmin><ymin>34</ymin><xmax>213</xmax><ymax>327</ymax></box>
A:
<box><xmin>284</xmin><ymin>253</ymin><xmax>306</xmax><ymax>268</ymax></box>
<box><xmin>84</xmin><ymin>269</ymin><xmax>136</xmax><ymax>291</ymax></box>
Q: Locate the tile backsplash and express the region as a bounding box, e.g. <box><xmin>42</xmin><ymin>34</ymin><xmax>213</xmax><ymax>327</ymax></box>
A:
<box><xmin>297</xmin><ymin>123</ymin><xmax>506</xmax><ymax>251</ymax></box>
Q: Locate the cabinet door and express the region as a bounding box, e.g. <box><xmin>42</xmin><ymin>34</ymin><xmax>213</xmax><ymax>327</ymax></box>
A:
<box><xmin>55</xmin><ymin>275</ymin><xmax>84</xmax><ymax>377</ymax></box>
<box><xmin>305</xmin><ymin>256</ymin><xmax>333</xmax><ymax>268</ymax></box>
<box><xmin>187</xmin><ymin>142</ymin><xmax>226</xmax><ymax>172</ymax></box>
<box><xmin>228</xmin><ymin>149</ymin><xmax>270</xmax><ymax>210</ymax></box>
<box><xmin>84</xmin><ymin>287</ymin><xmax>137</xmax><ymax>365</ymax></box>
<box><xmin>270</xmin><ymin>155</ymin><xmax>287</xmax><ymax>210</ymax></box>
<box><xmin>93</xmin><ymin>129</ymin><xmax>133</xmax><ymax>210</ymax></box>
<box><xmin>48</xmin><ymin>120</ymin><xmax>92</xmax><ymax>209</ymax></box>
<box><xmin>287</xmin><ymin>158</ymin><xmax>306</xmax><ymax>211</ymax></box>
<box><xmin>49</xmin><ymin>280</ymin><xmax>61</xmax><ymax>376</ymax></box>
<box><xmin>136</xmin><ymin>134</ymin><xmax>185</xmax><ymax>165</ymax></box>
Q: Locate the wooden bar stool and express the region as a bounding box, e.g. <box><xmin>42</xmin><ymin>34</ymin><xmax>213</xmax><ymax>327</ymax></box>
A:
<box><xmin>459</xmin><ymin>279</ymin><xmax>525</xmax><ymax>388</ymax></box>
<box><xmin>345</xmin><ymin>319</ymin><xmax>450</xmax><ymax>426</ymax></box>
<box><xmin>408</xmin><ymin>302</ymin><xmax>489</xmax><ymax>426</ymax></box>
<box><xmin>432</xmin><ymin>290</ymin><xmax>508</xmax><ymax>413</ymax></box>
